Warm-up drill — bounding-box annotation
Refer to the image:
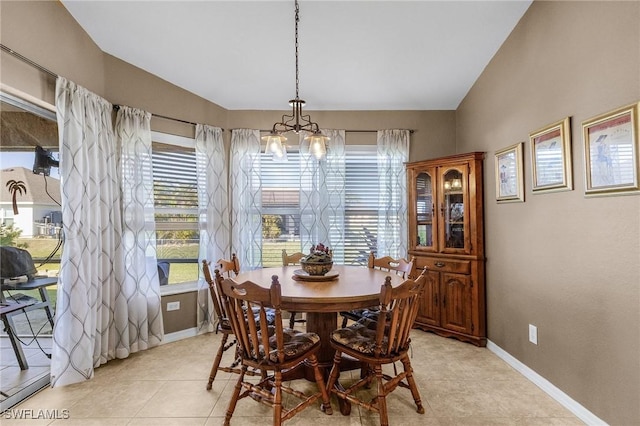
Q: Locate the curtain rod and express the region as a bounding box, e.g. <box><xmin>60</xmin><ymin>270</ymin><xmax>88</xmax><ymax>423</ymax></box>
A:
<box><xmin>113</xmin><ymin>104</ymin><xmax>224</xmax><ymax>131</ymax></box>
<box><xmin>1</xmin><ymin>44</ymin><xmax>58</xmax><ymax>79</ymax></box>
<box><xmin>0</xmin><ymin>45</ymin><xmax>224</xmax><ymax>131</ymax></box>
<box><xmin>240</xmin><ymin>129</ymin><xmax>415</xmax><ymax>134</ymax></box>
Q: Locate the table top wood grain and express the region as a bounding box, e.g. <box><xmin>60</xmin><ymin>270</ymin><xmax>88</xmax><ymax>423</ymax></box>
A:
<box><xmin>233</xmin><ymin>265</ymin><xmax>406</xmax><ymax>312</ymax></box>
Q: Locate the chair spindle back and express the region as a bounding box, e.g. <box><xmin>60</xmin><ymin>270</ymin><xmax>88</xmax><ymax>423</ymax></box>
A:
<box><xmin>373</xmin><ymin>269</ymin><xmax>427</xmax><ymax>357</ymax></box>
<box><xmin>367</xmin><ymin>252</ymin><xmax>415</xmax><ymax>278</ymax></box>
<box><xmin>282</xmin><ymin>249</ymin><xmax>305</xmax><ymax>266</ymax></box>
<box><xmin>202</xmin><ymin>259</ymin><xmax>226</xmax><ymax>326</ymax></box>
<box><xmin>217</xmin><ymin>273</ymin><xmax>285</xmax><ymax>365</ymax></box>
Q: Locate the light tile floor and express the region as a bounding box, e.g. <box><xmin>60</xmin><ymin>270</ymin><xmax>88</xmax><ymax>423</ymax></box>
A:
<box><xmin>3</xmin><ymin>328</ymin><xmax>584</xmax><ymax>425</ymax></box>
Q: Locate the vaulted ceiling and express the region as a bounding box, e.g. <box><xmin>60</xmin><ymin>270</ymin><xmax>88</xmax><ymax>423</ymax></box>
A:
<box><xmin>60</xmin><ymin>0</ymin><xmax>532</xmax><ymax>111</ymax></box>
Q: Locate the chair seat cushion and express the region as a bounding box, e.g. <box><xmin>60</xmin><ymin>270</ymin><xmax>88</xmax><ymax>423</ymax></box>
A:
<box><xmin>331</xmin><ymin>318</ymin><xmax>388</xmax><ymax>355</ymax></box>
<box><xmin>265</xmin><ymin>329</ymin><xmax>320</xmax><ymax>362</ymax></box>
<box><xmin>218</xmin><ymin>307</ymin><xmax>276</xmax><ymax>331</ymax></box>
<box><xmin>243</xmin><ymin>306</ymin><xmax>277</xmax><ymax>326</ymax></box>
<box><xmin>344</xmin><ymin>308</ymin><xmax>380</xmax><ymax>321</ymax></box>
<box><xmin>217</xmin><ymin>318</ymin><xmax>233</xmax><ymax>332</ymax></box>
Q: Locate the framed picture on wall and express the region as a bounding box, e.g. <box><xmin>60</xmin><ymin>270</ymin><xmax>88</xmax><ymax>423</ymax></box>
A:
<box><xmin>529</xmin><ymin>117</ymin><xmax>573</xmax><ymax>193</ymax></box>
<box><xmin>582</xmin><ymin>102</ymin><xmax>639</xmax><ymax>196</ymax></box>
<box><xmin>495</xmin><ymin>142</ymin><xmax>524</xmax><ymax>203</ymax></box>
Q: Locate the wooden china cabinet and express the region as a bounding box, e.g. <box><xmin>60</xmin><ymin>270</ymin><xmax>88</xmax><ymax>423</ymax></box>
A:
<box><xmin>407</xmin><ymin>152</ymin><xmax>486</xmax><ymax>346</ymax></box>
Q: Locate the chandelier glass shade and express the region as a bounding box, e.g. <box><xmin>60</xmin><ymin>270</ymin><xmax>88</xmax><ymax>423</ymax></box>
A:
<box><xmin>263</xmin><ymin>0</ymin><xmax>329</xmax><ymax>161</ymax></box>
<box><xmin>263</xmin><ymin>132</ymin><xmax>288</xmax><ymax>161</ymax></box>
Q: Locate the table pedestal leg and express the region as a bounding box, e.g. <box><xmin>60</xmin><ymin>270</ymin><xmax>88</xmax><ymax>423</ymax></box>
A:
<box><xmin>304</xmin><ymin>312</ymin><xmax>337</xmax><ymax>369</ymax></box>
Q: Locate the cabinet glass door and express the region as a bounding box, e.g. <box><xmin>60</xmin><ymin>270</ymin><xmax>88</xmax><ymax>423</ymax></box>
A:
<box><xmin>415</xmin><ymin>171</ymin><xmax>435</xmax><ymax>250</ymax></box>
<box><xmin>441</xmin><ymin>168</ymin><xmax>468</xmax><ymax>252</ymax></box>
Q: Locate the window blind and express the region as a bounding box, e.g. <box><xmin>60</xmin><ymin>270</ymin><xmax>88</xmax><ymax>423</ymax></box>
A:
<box><xmin>152</xmin><ymin>143</ymin><xmax>198</xmax><ymax>236</ymax></box>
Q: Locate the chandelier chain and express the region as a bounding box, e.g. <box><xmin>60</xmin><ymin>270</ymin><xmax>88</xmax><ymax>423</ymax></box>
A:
<box><xmin>264</xmin><ymin>0</ymin><xmax>328</xmax><ymax>161</ymax></box>
<box><xmin>294</xmin><ymin>0</ymin><xmax>300</xmax><ymax>100</ymax></box>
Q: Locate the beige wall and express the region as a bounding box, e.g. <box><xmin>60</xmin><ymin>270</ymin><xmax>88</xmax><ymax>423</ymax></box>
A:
<box><xmin>0</xmin><ymin>0</ymin><xmax>105</xmax><ymax>103</ymax></box>
<box><xmin>161</xmin><ymin>292</ymin><xmax>197</xmax><ymax>334</ymax></box>
<box><xmin>457</xmin><ymin>1</ymin><xmax>640</xmax><ymax>424</ymax></box>
<box><xmin>104</xmin><ymin>55</ymin><xmax>227</xmax><ymax>138</ymax></box>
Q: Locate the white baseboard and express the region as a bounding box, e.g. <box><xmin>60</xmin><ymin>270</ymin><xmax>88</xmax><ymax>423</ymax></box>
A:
<box><xmin>487</xmin><ymin>340</ymin><xmax>607</xmax><ymax>426</ymax></box>
<box><xmin>161</xmin><ymin>327</ymin><xmax>198</xmax><ymax>345</ymax></box>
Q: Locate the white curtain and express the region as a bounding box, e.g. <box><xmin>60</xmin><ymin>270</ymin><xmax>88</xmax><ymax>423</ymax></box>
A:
<box><xmin>229</xmin><ymin>129</ymin><xmax>262</xmax><ymax>270</ymax></box>
<box><xmin>299</xmin><ymin>130</ymin><xmax>346</xmax><ymax>260</ymax></box>
<box><xmin>195</xmin><ymin>124</ymin><xmax>228</xmax><ymax>332</ymax></box>
<box><xmin>116</xmin><ymin>106</ymin><xmax>163</xmax><ymax>352</ymax></box>
<box><xmin>51</xmin><ymin>78</ymin><xmax>125</xmax><ymax>386</ymax></box>
<box><xmin>377</xmin><ymin>129</ymin><xmax>410</xmax><ymax>258</ymax></box>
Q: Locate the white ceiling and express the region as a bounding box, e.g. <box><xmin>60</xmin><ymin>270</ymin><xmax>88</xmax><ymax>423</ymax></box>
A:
<box><xmin>60</xmin><ymin>0</ymin><xmax>532</xmax><ymax>111</ymax></box>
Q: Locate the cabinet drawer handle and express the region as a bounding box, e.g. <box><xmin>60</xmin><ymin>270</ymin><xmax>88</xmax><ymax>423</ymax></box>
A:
<box><xmin>435</xmin><ymin>262</ymin><xmax>446</xmax><ymax>268</ymax></box>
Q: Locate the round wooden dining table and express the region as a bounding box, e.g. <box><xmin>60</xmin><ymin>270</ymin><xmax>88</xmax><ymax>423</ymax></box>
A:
<box><xmin>234</xmin><ymin>264</ymin><xmax>408</xmax><ymax>415</ymax></box>
<box><xmin>233</xmin><ymin>264</ymin><xmax>407</xmax><ymax>371</ymax></box>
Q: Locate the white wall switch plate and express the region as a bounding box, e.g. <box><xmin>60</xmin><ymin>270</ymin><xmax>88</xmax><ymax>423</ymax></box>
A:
<box><xmin>529</xmin><ymin>324</ymin><xmax>538</xmax><ymax>345</ymax></box>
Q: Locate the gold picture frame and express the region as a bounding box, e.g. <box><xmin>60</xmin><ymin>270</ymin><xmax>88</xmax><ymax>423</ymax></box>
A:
<box><xmin>495</xmin><ymin>142</ymin><xmax>524</xmax><ymax>203</ymax></box>
<box><xmin>529</xmin><ymin>117</ymin><xmax>572</xmax><ymax>193</ymax></box>
<box><xmin>582</xmin><ymin>102</ymin><xmax>639</xmax><ymax>196</ymax></box>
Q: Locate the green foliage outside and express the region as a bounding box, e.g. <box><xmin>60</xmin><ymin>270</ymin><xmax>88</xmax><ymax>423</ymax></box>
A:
<box><xmin>262</xmin><ymin>215</ymin><xmax>282</xmax><ymax>239</ymax></box>
<box><xmin>158</xmin><ymin>230</ymin><xmax>198</xmax><ymax>240</ymax></box>
<box><xmin>1</xmin><ymin>223</ymin><xmax>28</xmax><ymax>248</ymax></box>
<box><xmin>17</xmin><ymin>238</ymin><xmax>61</xmax><ymax>259</ymax></box>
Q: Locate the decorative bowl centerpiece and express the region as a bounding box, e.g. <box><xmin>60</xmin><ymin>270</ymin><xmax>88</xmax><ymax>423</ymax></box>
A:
<box><xmin>300</xmin><ymin>243</ymin><xmax>333</xmax><ymax>276</ymax></box>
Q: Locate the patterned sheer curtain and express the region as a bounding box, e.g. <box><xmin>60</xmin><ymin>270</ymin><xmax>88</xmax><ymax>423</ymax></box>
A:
<box><xmin>51</xmin><ymin>78</ymin><xmax>125</xmax><ymax>386</ymax></box>
<box><xmin>116</xmin><ymin>106</ymin><xmax>163</xmax><ymax>352</ymax></box>
<box><xmin>299</xmin><ymin>130</ymin><xmax>346</xmax><ymax>260</ymax></box>
<box><xmin>229</xmin><ymin>129</ymin><xmax>262</xmax><ymax>270</ymax></box>
<box><xmin>195</xmin><ymin>124</ymin><xmax>228</xmax><ymax>332</ymax></box>
<box><xmin>377</xmin><ymin>129</ymin><xmax>410</xmax><ymax>258</ymax></box>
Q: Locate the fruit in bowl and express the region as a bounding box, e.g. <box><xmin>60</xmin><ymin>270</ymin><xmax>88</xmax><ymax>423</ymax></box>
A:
<box><xmin>300</xmin><ymin>244</ymin><xmax>333</xmax><ymax>276</ymax></box>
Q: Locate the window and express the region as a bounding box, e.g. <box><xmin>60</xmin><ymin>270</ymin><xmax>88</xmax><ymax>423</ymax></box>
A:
<box><xmin>259</xmin><ymin>146</ymin><xmax>379</xmax><ymax>266</ymax></box>
<box><xmin>343</xmin><ymin>146</ymin><xmax>379</xmax><ymax>264</ymax></box>
<box><xmin>151</xmin><ymin>132</ymin><xmax>199</xmax><ymax>285</ymax></box>
<box><xmin>261</xmin><ymin>151</ymin><xmax>302</xmax><ymax>266</ymax></box>
<box><xmin>1</xmin><ymin>92</ymin><xmax>60</xmax><ymax>338</ymax></box>
<box><xmin>150</xmin><ymin>134</ymin><xmax>398</xmax><ymax>273</ymax></box>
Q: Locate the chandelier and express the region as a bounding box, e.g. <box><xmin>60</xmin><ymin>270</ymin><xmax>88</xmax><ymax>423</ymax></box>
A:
<box><xmin>263</xmin><ymin>0</ymin><xmax>329</xmax><ymax>161</ymax></box>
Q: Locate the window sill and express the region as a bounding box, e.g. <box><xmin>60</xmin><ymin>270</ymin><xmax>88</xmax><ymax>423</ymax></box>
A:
<box><xmin>160</xmin><ymin>280</ymin><xmax>199</xmax><ymax>297</ymax></box>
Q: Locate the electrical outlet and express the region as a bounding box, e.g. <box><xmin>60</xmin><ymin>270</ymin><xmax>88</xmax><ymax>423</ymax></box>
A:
<box><xmin>166</xmin><ymin>301</ymin><xmax>180</xmax><ymax>311</ymax></box>
<box><xmin>529</xmin><ymin>324</ymin><xmax>538</xmax><ymax>345</ymax></box>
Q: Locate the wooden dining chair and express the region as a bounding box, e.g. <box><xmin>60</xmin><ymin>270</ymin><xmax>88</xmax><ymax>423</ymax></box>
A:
<box><xmin>282</xmin><ymin>249</ymin><xmax>307</xmax><ymax>328</ymax></box>
<box><xmin>202</xmin><ymin>254</ymin><xmax>271</xmax><ymax>390</ymax></box>
<box><xmin>216</xmin><ymin>253</ymin><xmax>240</xmax><ymax>277</ymax></box>
<box><xmin>216</xmin><ymin>272</ymin><xmax>333</xmax><ymax>425</ymax></box>
<box><xmin>326</xmin><ymin>269</ymin><xmax>428</xmax><ymax>426</ymax></box>
<box><xmin>340</xmin><ymin>251</ymin><xmax>415</xmax><ymax>327</ymax></box>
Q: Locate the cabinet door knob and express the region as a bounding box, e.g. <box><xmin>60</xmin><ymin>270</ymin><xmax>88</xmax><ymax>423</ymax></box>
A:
<box><xmin>435</xmin><ymin>262</ymin><xmax>445</xmax><ymax>268</ymax></box>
